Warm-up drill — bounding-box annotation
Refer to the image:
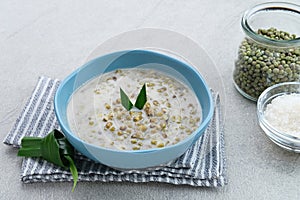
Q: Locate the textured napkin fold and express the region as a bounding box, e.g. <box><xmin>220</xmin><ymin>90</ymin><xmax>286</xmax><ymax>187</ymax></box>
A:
<box><xmin>3</xmin><ymin>76</ymin><xmax>227</xmax><ymax>187</ymax></box>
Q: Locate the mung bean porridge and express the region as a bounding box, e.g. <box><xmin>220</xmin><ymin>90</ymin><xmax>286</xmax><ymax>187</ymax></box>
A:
<box><xmin>67</xmin><ymin>68</ymin><xmax>202</xmax><ymax>151</ymax></box>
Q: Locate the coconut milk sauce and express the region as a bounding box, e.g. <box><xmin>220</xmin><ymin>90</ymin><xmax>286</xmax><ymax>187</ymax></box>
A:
<box><xmin>67</xmin><ymin>68</ymin><xmax>201</xmax><ymax>150</ymax></box>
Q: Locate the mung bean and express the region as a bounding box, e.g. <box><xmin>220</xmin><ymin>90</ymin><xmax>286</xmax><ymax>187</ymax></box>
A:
<box><xmin>234</xmin><ymin>28</ymin><xmax>300</xmax><ymax>100</ymax></box>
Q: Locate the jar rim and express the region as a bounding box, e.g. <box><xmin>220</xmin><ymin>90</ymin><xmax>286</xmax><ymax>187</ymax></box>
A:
<box><xmin>242</xmin><ymin>2</ymin><xmax>300</xmax><ymax>48</ymax></box>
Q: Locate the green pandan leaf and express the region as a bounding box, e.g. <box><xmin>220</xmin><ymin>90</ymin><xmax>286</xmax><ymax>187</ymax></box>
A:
<box><xmin>18</xmin><ymin>129</ymin><xmax>78</xmax><ymax>192</ymax></box>
<box><xmin>120</xmin><ymin>84</ymin><xmax>147</xmax><ymax>111</ymax></box>
<box><xmin>134</xmin><ymin>84</ymin><xmax>147</xmax><ymax>109</ymax></box>
<box><xmin>120</xmin><ymin>87</ymin><xmax>133</xmax><ymax>111</ymax></box>
<box><xmin>65</xmin><ymin>155</ymin><xmax>78</xmax><ymax>192</ymax></box>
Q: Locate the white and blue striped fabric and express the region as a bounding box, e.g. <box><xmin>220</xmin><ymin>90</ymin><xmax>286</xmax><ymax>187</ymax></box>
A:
<box><xmin>3</xmin><ymin>76</ymin><xmax>227</xmax><ymax>187</ymax></box>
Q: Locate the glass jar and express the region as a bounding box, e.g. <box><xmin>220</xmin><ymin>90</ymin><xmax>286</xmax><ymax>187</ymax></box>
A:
<box><xmin>233</xmin><ymin>2</ymin><xmax>300</xmax><ymax>101</ymax></box>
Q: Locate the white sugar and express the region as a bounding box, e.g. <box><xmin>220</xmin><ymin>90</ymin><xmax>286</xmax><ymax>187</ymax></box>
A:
<box><xmin>264</xmin><ymin>93</ymin><xmax>300</xmax><ymax>137</ymax></box>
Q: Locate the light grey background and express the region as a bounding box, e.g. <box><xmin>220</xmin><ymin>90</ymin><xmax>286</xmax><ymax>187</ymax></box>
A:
<box><xmin>1</xmin><ymin>0</ymin><xmax>299</xmax><ymax>199</ymax></box>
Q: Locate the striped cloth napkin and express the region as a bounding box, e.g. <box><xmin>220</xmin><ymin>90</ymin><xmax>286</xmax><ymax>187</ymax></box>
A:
<box><xmin>3</xmin><ymin>76</ymin><xmax>227</xmax><ymax>187</ymax></box>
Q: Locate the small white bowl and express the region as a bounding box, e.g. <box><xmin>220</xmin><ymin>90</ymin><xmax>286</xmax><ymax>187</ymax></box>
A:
<box><xmin>257</xmin><ymin>82</ymin><xmax>300</xmax><ymax>152</ymax></box>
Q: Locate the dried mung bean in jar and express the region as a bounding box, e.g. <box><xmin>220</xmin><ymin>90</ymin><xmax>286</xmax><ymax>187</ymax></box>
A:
<box><xmin>234</xmin><ymin>28</ymin><xmax>300</xmax><ymax>100</ymax></box>
<box><xmin>233</xmin><ymin>2</ymin><xmax>300</xmax><ymax>101</ymax></box>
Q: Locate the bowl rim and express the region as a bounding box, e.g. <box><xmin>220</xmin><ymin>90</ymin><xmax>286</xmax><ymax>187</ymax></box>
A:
<box><xmin>257</xmin><ymin>81</ymin><xmax>300</xmax><ymax>142</ymax></box>
<box><xmin>54</xmin><ymin>49</ymin><xmax>214</xmax><ymax>154</ymax></box>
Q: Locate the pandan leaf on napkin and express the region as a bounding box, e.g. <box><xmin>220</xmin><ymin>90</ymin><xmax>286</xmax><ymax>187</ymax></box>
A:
<box><xmin>17</xmin><ymin>129</ymin><xmax>78</xmax><ymax>192</ymax></box>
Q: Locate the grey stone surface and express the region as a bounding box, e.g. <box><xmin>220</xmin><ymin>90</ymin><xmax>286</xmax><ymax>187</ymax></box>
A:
<box><xmin>1</xmin><ymin>0</ymin><xmax>300</xmax><ymax>199</ymax></box>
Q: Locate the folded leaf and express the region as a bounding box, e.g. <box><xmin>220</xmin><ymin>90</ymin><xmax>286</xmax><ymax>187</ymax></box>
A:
<box><xmin>18</xmin><ymin>129</ymin><xmax>78</xmax><ymax>191</ymax></box>
<box><xmin>134</xmin><ymin>83</ymin><xmax>147</xmax><ymax>109</ymax></box>
<box><xmin>120</xmin><ymin>87</ymin><xmax>133</xmax><ymax>111</ymax></box>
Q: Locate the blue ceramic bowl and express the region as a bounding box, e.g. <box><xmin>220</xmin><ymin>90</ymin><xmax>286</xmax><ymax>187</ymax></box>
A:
<box><xmin>54</xmin><ymin>50</ymin><xmax>213</xmax><ymax>169</ymax></box>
